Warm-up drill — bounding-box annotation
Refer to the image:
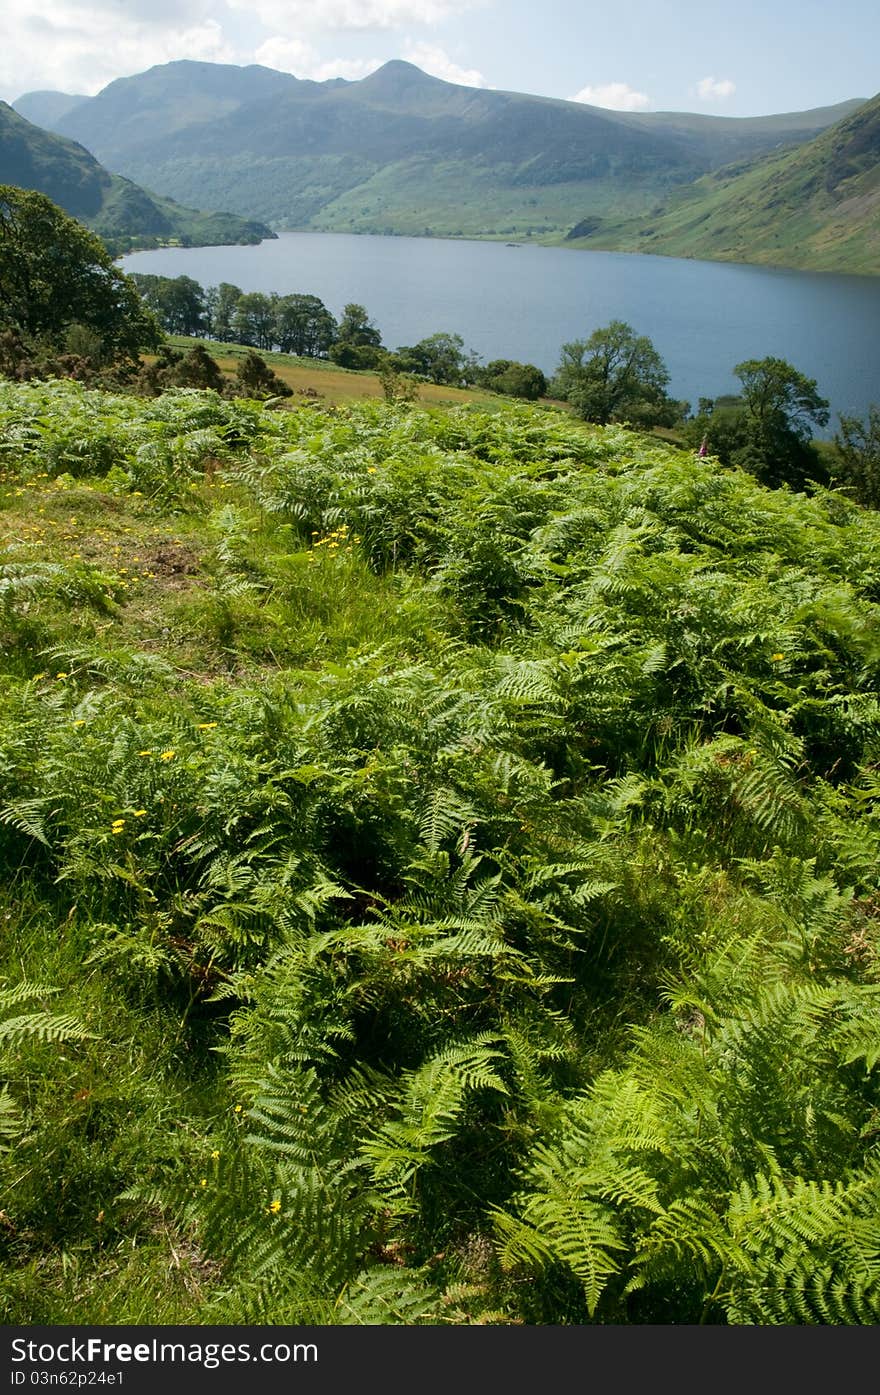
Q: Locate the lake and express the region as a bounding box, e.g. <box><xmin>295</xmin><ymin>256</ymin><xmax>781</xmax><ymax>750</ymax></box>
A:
<box><xmin>121</xmin><ymin>233</ymin><xmax>880</xmax><ymax>425</ymax></box>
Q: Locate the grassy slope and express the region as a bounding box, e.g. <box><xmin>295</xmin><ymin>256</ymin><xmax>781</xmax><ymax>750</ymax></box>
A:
<box><xmin>1</xmin><ymin>381</ymin><xmax>879</xmax><ymax>1324</ymax></box>
<box><xmin>160</xmin><ymin>336</ymin><xmax>510</xmax><ymax>408</ymax></box>
<box><xmin>569</xmin><ymin>93</ymin><xmax>880</xmax><ymax>275</ymax></box>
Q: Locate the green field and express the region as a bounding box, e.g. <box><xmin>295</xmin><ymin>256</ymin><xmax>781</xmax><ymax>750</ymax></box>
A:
<box><xmin>2</xmin><ymin>380</ymin><xmax>880</xmax><ymax>1324</ymax></box>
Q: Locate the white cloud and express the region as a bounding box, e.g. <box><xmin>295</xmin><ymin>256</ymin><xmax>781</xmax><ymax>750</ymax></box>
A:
<box><xmin>253</xmin><ymin>36</ymin><xmax>383</xmax><ymax>81</ymax></box>
<box><xmin>401</xmin><ymin>41</ymin><xmax>487</xmax><ymax>86</ymax></box>
<box><xmin>696</xmin><ymin>75</ymin><xmax>737</xmax><ymax>101</ymax></box>
<box><xmin>0</xmin><ymin>0</ymin><xmax>488</xmax><ymax>104</ymax></box>
<box><xmin>227</xmin><ymin>0</ymin><xmax>477</xmax><ymax>34</ymax></box>
<box><xmin>1</xmin><ymin>2</ymin><xmax>236</xmax><ymax>99</ymax></box>
<box><xmin>569</xmin><ymin>81</ymin><xmax>651</xmax><ymax>111</ymax></box>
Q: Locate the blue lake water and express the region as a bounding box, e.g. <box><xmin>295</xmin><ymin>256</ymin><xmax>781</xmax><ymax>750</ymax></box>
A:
<box><xmin>121</xmin><ymin>232</ymin><xmax>880</xmax><ymax>425</ymax></box>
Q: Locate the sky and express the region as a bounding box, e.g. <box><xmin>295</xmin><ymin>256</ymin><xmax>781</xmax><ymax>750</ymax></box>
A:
<box><xmin>1</xmin><ymin>0</ymin><xmax>877</xmax><ymax>118</ymax></box>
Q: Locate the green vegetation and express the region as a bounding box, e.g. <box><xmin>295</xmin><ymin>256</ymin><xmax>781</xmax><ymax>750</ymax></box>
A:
<box><xmin>687</xmin><ymin>358</ymin><xmax>830</xmax><ymax>490</ymax></box>
<box><xmin>478</xmin><ymin>360</ymin><xmax>548</xmax><ymax>400</ymax></box>
<box><xmin>2</xmin><ymin>189</ymin><xmax>880</xmax><ymax>1325</ymax></box>
<box><xmin>834</xmin><ymin>407</ymin><xmax>880</xmax><ymax>509</ymax></box>
<box><xmin>0</xmin><ymin>101</ymin><xmax>274</xmax><ymax>255</ymax></box>
<box><xmin>571</xmin><ymin>93</ymin><xmax>880</xmax><ymax>276</ymax></box>
<box><xmin>0</xmin><ymin>185</ymin><xmax>160</xmax><ymax>366</ymax></box>
<box><xmin>551</xmin><ymin>320</ymin><xmax>683</xmax><ymax>428</ymax></box>
<box><xmin>1</xmin><ymin>375</ymin><xmax>880</xmax><ymax>1325</ymax></box>
<box><xmin>130</xmin><ymin>277</ymin><xmax>489</xmax><ymax>392</ymax></box>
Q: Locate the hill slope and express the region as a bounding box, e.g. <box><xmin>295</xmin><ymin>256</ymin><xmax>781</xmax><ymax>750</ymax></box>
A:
<box><xmin>41</xmin><ymin>60</ymin><xmax>863</xmax><ymax>243</ymax></box>
<box><xmin>0</xmin><ymin>101</ymin><xmax>275</xmax><ymax>251</ymax></box>
<box><xmin>569</xmin><ymin>92</ymin><xmax>880</xmax><ymax>275</ymax></box>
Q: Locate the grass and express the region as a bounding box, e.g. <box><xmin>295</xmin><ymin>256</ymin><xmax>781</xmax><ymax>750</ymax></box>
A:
<box><xmin>161</xmin><ymin>336</ymin><xmax>514</xmax><ymax>408</ymax></box>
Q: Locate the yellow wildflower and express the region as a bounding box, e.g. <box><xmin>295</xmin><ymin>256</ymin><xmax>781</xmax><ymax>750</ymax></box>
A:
<box><xmin>133</xmin><ymin>809</ymin><xmax>147</xmax><ymax>817</ymax></box>
<box><xmin>268</xmin><ymin>1199</ymin><xmax>281</xmax><ymax>1214</ymax></box>
<box><xmin>197</xmin><ymin>722</ymin><xmax>218</xmax><ymax>730</ymax></box>
<box><xmin>137</xmin><ymin>749</ymin><xmax>153</xmax><ymax>757</ymax></box>
<box><xmin>159</xmin><ymin>750</ymin><xmax>176</xmax><ymax>760</ymax></box>
<box><xmin>771</xmin><ymin>653</ymin><xmax>785</xmax><ymax>661</ymax></box>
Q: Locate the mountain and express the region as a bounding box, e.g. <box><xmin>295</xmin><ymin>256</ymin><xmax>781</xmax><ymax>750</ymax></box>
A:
<box><xmin>38</xmin><ymin>60</ymin><xmax>864</xmax><ymax>247</ymax></box>
<box><xmin>0</xmin><ymin>101</ymin><xmax>275</xmax><ymax>252</ymax></box>
<box><xmin>12</xmin><ymin>90</ymin><xmax>88</xmax><ymax>129</ymax></box>
<box><xmin>568</xmin><ymin>92</ymin><xmax>880</xmax><ymax>275</ymax></box>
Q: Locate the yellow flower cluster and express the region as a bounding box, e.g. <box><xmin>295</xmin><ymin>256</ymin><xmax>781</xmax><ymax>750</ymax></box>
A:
<box><xmin>310</xmin><ymin>523</ymin><xmax>360</xmax><ymax>555</ymax></box>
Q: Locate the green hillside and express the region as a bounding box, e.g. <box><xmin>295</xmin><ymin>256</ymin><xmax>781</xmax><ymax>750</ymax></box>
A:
<box><xmin>569</xmin><ymin>92</ymin><xmax>880</xmax><ymax>275</ymax></box>
<box><xmin>0</xmin><ymin>102</ymin><xmax>275</xmax><ymax>252</ymax></box>
<box><xmin>43</xmin><ymin>59</ymin><xmax>863</xmax><ymax>243</ymax></box>
<box><xmin>1</xmin><ymin>380</ymin><xmax>880</xmax><ymax>1325</ymax></box>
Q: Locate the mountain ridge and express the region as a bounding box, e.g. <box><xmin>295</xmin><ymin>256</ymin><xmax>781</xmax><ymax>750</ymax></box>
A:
<box><xmin>18</xmin><ymin>59</ymin><xmax>865</xmax><ymax>253</ymax></box>
<box><xmin>13</xmin><ymin>61</ymin><xmax>874</xmax><ymax>270</ymax></box>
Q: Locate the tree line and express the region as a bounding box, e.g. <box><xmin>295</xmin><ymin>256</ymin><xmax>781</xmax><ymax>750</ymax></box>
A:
<box><xmin>128</xmin><ymin>272</ymin><xmax>549</xmax><ymax>400</ymax></box>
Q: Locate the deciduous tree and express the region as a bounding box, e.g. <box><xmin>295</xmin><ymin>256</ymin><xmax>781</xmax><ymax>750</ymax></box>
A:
<box><xmin>552</xmin><ymin>320</ymin><xmax>679</xmax><ymax>426</ymax></box>
<box><xmin>274</xmin><ymin>294</ymin><xmax>337</xmax><ymax>358</ymax></box>
<box><xmin>832</xmin><ymin>406</ymin><xmax>880</xmax><ymax>509</ymax></box>
<box><xmin>0</xmin><ymin>185</ymin><xmax>159</xmax><ymax>363</ymax></box>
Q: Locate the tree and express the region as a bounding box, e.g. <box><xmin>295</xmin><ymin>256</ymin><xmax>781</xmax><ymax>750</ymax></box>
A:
<box><xmin>832</xmin><ymin>406</ymin><xmax>880</xmax><ymax>509</ymax></box>
<box><xmin>233</xmin><ymin>350</ymin><xmax>292</xmax><ymax>400</ymax></box>
<box><xmin>393</xmin><ymin>332</ymin><xmax>478</xmax><ymax>386</ymax></box>
<box><xmin>335</xmin><ymin>303</ymin><xmax>382</xmax><ymax>348</ymax></box>
<box><xmin>0</xmin><ymin>185</ymin><xmax>159</xmax><ymax>363</ymax></box>
<box><xmin>732</xmin><ymin>357</ymin><xmax>829</xmax><ymax>489</ymax></box>
<box><xmin>137</xmin><ymin>342</ymin><xmax>226</xmax><ymax>396</ymax></box>
<box><xmin>207</xmin><ymin>282</ymin><xmax>244</xmax><ymax>343</ymax></box>
<box><xmin>479</xmin><ymin>358</ymin><xmax>547</xmax><ymax>400</ymax></box>
<box><xmin>378</xmin><ymin>360</ymin><xmax>420</xmax><ymax>404</ymax></box>
<box><xmin>686</xmin><ymin>359</ymin><xmax>830</xmax><ymax>490</ymax></box>
<box><xmin>734</xmin><ymin>357</ymin><xmax>830</xmax><ymax>442</ymax></box>
<box><xmin>552</xmin><ymin>321</ymin><xmax>679</xmax><ymax>426</ymax></box>
<box><xmin>329</xmin><ymin>302</ymin><xmax>384</xmax><ymax>368</ymax></box>
<box><xmin>156</xmin><ymin>276</ymin><xmax>206</xmax><ymax>337</ymax></box>
<box><xmin>231</xmin><ymin>292</ymin><xmax>276</xmax><ymax>350</ymax></box>
<box><xmin>274</xmin><ymin>294</ymin><xmax>337</xmax><ymax>358</ymax></box>
<box><xmin>129</xmin><ymin>274</ymin><xmax>206</xmax><ymax>336</ymax></box>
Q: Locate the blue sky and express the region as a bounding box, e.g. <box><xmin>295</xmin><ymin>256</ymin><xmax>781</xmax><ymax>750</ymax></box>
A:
<box><xmin>3</xmin><ymin>0</ymin><xmax>877</xmax><ymax>117</ymax></box>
